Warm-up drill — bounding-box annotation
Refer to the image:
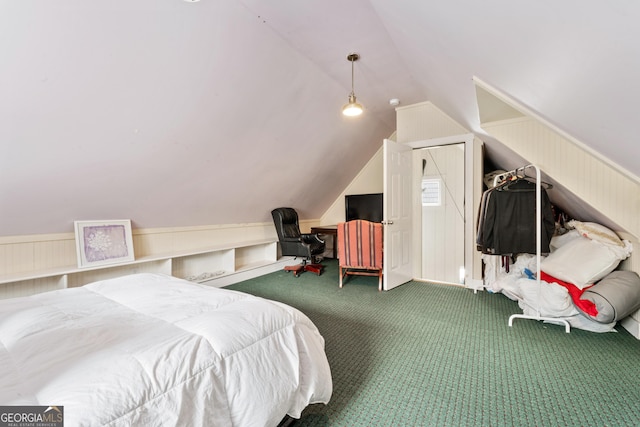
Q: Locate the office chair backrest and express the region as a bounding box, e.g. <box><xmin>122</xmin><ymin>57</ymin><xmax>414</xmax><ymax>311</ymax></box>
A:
<box><xmin>271</xmin><ymin>207</ymin><xmax>302</xmax><ymax>241</ymax></box>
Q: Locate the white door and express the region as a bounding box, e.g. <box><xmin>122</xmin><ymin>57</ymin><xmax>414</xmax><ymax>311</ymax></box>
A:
<box><xmin>418</xmin><ymin>144</ymin><xmax>465</xmax><ymax>284</ymax></box>
<box><xmin>383</xmin><ymin>139</ymin><xmax>413</xmax><ymax>290</ymax></box>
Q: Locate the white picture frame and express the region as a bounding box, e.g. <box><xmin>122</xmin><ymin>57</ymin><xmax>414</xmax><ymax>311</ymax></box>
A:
<box><xmin>74</xmin><ymin>220</ymin><xmax>135</xmax><ymax>268</ymax></box>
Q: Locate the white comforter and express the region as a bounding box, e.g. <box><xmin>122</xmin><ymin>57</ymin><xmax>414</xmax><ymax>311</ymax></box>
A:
<box><xmin>0</xmin><ymin>274</ymin><xmax>332</xmax><ymax>426</ymax></box>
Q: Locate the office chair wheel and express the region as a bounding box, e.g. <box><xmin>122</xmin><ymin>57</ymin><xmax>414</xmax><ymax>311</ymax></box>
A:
<box><xmin>284</xmin><ymin>264</ymin><xmax>304</xmax><ymax>277</ymax></box>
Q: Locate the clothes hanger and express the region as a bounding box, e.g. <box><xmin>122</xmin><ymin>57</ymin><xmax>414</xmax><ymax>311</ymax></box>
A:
<box><xmin>496</xmin><ymin>172</ymin><xmax>553</xmax><ymax>191</ymax></box>
<box><xmin>517</xmin><ymin>171</ymin><xmax>553</xmax><ymax>189</ymax></box>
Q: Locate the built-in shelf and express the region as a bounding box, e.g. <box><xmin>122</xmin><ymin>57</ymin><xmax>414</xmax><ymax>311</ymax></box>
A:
<box><xmin>0</xmin><ymin>239</ymin><xmax>280</xmax><ymax>299</ymax></box>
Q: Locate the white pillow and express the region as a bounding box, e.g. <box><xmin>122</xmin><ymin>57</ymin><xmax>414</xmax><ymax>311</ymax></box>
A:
<box><xmin>568</xmin><ymin>220</ymin><xmax>623</xmax><ymax>247</ymax></box>
<box><xmin>541</xmin><ymin>235</ymin><xmax>632</xmax><ymax>288</ymax></box>
<box><xmin>549</xmin><ymin>229</ymin><xmax>580</xmax><ymax>252</ymax></box>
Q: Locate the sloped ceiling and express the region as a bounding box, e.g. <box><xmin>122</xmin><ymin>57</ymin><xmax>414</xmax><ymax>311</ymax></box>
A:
<box><xmin>2</xmin><ymin>1</ymin><xmax>639</xmax><ymax>237</ymax></box>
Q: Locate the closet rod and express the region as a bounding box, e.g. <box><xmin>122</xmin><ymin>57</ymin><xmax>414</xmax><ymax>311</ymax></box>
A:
<box><xmin>492</xmin><ymin>165</ymin><xmax>552</xmax><ymax>189</ymax></box>
<box><xmin>504</xmin><ymin>164</ymin><xmax>571</xmax><ymax>333</ymax></box>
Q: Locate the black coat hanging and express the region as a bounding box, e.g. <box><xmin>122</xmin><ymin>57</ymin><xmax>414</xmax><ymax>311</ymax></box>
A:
<box><xmin>478</xmin><ymin>178</ymin><xmax>555</xmax><ymax>256</ymax></box>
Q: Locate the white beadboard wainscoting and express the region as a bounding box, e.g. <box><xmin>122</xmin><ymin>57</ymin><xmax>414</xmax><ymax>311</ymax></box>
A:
<box><xmin>0</xmin><ymin>221</ymin><xmax>319</xmax><ymax>299</ymax></box>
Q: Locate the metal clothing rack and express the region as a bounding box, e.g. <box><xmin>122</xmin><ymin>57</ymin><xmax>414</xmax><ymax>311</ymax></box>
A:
<box><xmin>493</xmin><ymin>164</ymin><xmax>571</xmax><ymax>333</ymax></box>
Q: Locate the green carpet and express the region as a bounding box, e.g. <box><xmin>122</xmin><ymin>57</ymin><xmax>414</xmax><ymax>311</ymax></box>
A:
<box><xmin>227</xmin><ymin>260</ymin><xmax>640</xmax><ymax>427</ymax></box>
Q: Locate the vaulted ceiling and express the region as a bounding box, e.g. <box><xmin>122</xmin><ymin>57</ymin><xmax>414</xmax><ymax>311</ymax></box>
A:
<box><xmin>2</xmin><ymin>1</ymin><xmax>639</xmax><ymax>236</ymax></box>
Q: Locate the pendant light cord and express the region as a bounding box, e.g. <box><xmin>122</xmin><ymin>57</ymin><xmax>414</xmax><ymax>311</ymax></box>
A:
<box><xmin>350</xmin><ymin>58</ymin><xmax>355</xmax><ymax>96</ymax></box>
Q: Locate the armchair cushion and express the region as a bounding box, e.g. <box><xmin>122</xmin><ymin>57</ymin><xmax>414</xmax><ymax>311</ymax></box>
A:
<box><xmin>338</xmin><ymin>220</ymin><xmax>383</xmax><ymax>269</ymax></box>
<box><xmin>337</xmin><ymin>220</ymin><xmax>383</xmax><ymax>290</ymax></box>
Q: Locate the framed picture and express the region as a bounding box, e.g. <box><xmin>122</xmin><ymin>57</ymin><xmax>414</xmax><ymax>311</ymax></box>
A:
<box><xmin>75</xmin><ymin>220</ymin><xmax>135</xmax><ymax>268</ymax></box>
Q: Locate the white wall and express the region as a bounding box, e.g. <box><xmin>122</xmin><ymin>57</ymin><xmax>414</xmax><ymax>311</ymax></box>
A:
<box><xmin>320</xmin><ymin>146</ymin><xmax>384</xmax><ymax>226</ymax></box>
<box><xmin>396</xmin><ymin>102</ymin><xmax>469</xmax><ymax>142</ymax></box>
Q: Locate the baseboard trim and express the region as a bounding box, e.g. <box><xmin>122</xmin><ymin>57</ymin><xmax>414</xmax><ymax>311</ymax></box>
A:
<box><xmin>621</xmin><ymin>316</ymin><xmax>640</xmax><ymax>340</ymax></box>
<box><xmin>202</xmin><ymin>257</ymin><xmax>295</xmax><ymax>288</ymax></box>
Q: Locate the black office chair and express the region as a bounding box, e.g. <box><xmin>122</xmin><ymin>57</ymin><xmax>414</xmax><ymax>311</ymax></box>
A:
<box><xmin>271</xmin><ymin>207</ymin><xmax>325</xmax><ymax>277</ymax></box>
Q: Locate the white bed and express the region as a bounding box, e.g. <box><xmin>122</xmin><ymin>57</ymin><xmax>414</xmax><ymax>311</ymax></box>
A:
<box><xmin>0</xmin><ymin>273</ymin><xmax>332</xmax><ymax>426</ymax></box>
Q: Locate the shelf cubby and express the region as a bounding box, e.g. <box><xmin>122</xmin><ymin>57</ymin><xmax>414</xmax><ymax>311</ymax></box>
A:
<box><xmin>0</xmin><ymin>239</ymin><xmax>279</xmax><ymax>299</ymax></box>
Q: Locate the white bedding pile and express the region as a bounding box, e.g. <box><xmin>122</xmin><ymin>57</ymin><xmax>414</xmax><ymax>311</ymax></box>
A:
<box><xmin>482</xmin><ymin>220</ymin><xmax>633</xmax><ymax>333</ymax></box>
<box><xmin>502</xmin><ymin>276</ymin><xmax>617</xmax><ymax>333</ymax></box>
<box><xmin>0</xmin><ymin>273</ymin><xmax>332</xmax><ymax>426</ymax></box>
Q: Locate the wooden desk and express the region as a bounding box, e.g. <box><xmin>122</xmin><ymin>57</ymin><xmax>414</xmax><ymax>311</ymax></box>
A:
<box><xmin>310</xmin><ymin>225</ymin><xmax>337</xmax><ymax>259</ymax></box>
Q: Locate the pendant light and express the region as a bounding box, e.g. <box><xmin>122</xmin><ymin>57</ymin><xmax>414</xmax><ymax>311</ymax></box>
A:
<box><xmin>342</xmin><ymin>53</ymin><xmax>364</xmax><ymax>116</ymax></box>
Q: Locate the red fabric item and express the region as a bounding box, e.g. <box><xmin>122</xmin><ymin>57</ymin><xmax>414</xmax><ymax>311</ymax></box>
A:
<box><xmin>540</xmin><ymin>271</ymin><xmax>598</xmax><ymax>317</ymax></box>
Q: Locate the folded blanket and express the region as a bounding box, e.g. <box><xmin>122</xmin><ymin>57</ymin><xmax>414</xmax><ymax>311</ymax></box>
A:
<box><xmin>540</xmin><ymin>271</ymin><xmax>597</xmax><ymax>317</ymax></box>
